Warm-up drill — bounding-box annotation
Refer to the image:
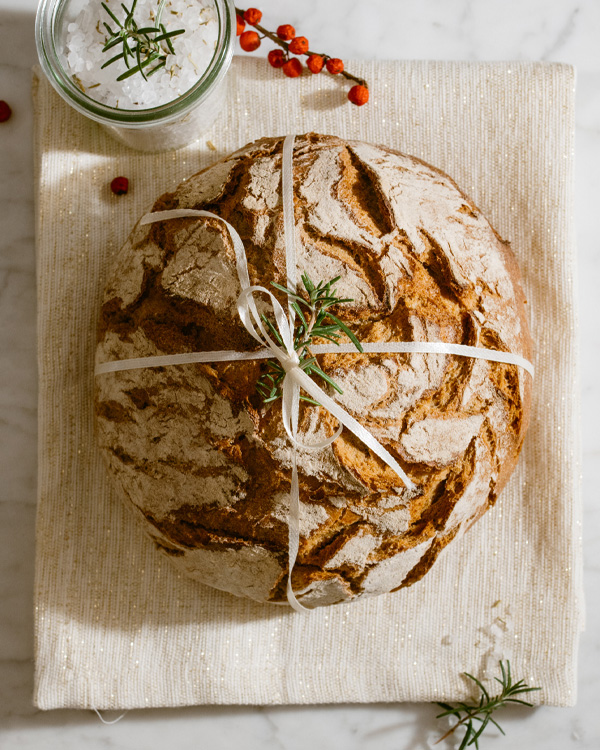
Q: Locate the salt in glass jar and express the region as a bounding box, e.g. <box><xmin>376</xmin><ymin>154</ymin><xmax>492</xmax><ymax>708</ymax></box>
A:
<box><xmin>35</xmin><ymin>0</ymin><xmax>235</xmax><ymax>151</ymax></box>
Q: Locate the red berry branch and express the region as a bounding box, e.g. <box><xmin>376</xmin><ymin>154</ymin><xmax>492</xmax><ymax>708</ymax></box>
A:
<box><xmin>235</xmin><ymin>7</ymin><xmax>369</xmax><ymax>106</ymax></box>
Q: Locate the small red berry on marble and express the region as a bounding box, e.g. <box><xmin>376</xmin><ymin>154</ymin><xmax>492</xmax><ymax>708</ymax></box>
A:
<box><xmin>236</xmin><ymin>14</ymin><xmax>245</xmax><ymax>35</ymax></box>
<box><xmin>0</xmin><ymin>100</ymin><xmax>12</xmax><ymax>122</ymax></box>
<box><xmin>110</xmin><ymin>177</ymin><xmax>129</xmax><ymax>195</ymax></box>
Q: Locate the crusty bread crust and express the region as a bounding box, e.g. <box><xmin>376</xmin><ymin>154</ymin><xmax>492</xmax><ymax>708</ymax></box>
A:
<box><xmin>95</xmin><ymin>133</ymin><xmax>532</xmax><ymax>608</ymax></box>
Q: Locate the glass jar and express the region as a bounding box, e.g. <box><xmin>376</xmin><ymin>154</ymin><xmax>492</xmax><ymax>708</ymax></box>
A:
<box><xmin>35</xmin><ymin>0</ymin><xmax>235</xmax><ymax>152</ymax></box>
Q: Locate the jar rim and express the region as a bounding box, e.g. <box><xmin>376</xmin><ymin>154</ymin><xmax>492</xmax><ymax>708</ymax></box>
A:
<box><xmin>35</xmin><ymin>0</ymin><xmax>234</xmax><ymax>127</ymax></box>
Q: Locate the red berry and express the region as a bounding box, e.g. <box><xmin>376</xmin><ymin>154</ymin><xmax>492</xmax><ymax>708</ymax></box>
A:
<box><xmin>243</xmin><ymin>8</ymin><xmax>262</xmax><ymax>25</ymax></box>
<box><xmin>236</xmin><ymin>14</ymin><xmax>245</xmax><ymax>35</ymax></box>
<box><xmin>0</xmin><ymin>100</ymin><xmax>11</xmax><ymax>122</ymax></box>
<box><xmin>268</xmin><ymin>49</ymin><xmax>285</xmax><ymax>69</ymax></box>
<box><xmin>239</xmin><ymin>30</ymin><xmax>260</xmax><ymax>52</ymax></box>
<box><xmin>325</xmin><ymin>58</ymin><xmax>344</xmax><ymax>75</ymax></box>
<box><xmin>110</xmin><ymin>177</ymin><xmax>129</xmax><ymax>195</ymax></box>
<box><xmin>306</xmin><ymin>54</ymin><xmax>324</xmax><ymax>74</ymax></box>
<box><xmin>282</xmin><ymin>58</ymin><xmax>303</xmax><ymax>78</ymax></box>
<box><xmin>288</xmin><ymin>36</ymin><xmax>309</xmax><ymax>55</ymax></box>
<box><xmin>348</xmin><ymin>84</ymin><xmax>369</xmax><ymax>106</ymax></box>
<box><xmin>276</xmin><ymin>24</ymin><xmax>295</xmax><ymax>41</ymax></box>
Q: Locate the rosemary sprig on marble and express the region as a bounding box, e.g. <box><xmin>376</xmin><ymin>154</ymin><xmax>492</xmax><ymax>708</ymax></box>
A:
<box><xmin>435</xmin><ymin>660</ymin><xmax>541</xmax><ymax>749</ymax></box>
<box><xmin>100</xmin><ymin>0</ymin><xmax>185</xmax><ymax>82</ymax></box>
<box><xmin>256</xmin><ymin>273</ymin><xmax>363</xmax><ymax>405</ymax></box>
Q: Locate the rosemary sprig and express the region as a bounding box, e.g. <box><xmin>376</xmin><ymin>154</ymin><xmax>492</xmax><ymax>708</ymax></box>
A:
<box><xmin>100</xmin><ymin>0</ymin><xmax>185</xmax><ymax>82</ymax></box>
<box><xmin>256</xmin><ymin>273</ymin><xmax>363</xmax><ymax>406</ymax></box>
<box><xmin>435</xmin><ymin>660</ymin><xmax>541</xmax><ymax>749</ymax></box>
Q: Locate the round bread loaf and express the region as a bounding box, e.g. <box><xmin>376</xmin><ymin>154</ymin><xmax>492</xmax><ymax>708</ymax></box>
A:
<box><xmin>95</xmin><ymin>133</ymin><xmax>532</xmax><ymax>608</ymax></box>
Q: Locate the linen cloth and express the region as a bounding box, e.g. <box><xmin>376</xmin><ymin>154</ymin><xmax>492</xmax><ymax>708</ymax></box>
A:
<box><xmin>33</xmin><ymin>59</ymin><xmax>582</xmax><ymax>709</ymax></box>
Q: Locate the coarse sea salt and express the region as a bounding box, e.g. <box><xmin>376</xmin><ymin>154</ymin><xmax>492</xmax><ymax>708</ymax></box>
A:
<box><xmin>63</xmin><ymin>0</ymin><xmax>219</xmax><ymax>109</ymax></box>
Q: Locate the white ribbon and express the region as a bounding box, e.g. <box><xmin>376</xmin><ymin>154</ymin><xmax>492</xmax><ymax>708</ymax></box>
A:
<box><xmin>96</xmin><ymin>135</ymin><xmax>534</xmax><ymax>612</ymax></box>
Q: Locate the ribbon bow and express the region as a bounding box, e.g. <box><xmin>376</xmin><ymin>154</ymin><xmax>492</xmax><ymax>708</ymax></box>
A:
<box><xmin>236</xmin><ymin>284</ymin><xmax>414</xmax><ymax>481</ymax></box>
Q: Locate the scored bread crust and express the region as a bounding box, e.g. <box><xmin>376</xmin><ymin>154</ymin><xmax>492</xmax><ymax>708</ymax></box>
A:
<box><xmin>94</xmin><ymin>133</ymin><xmax>532</xmax><ymax>608</ymax></box>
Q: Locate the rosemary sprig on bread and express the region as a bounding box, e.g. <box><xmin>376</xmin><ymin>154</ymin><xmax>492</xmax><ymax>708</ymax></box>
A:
<box><xmin>256</xmin><ymin>273</ymin><xmax>363</xmax><ymax>405</ymax></box>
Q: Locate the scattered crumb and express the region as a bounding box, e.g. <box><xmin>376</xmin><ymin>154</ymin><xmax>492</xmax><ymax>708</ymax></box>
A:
<box><xmin>206</xmin><ymin>140</ymin><xmax>217</xmax><ymax>151</ymax></box>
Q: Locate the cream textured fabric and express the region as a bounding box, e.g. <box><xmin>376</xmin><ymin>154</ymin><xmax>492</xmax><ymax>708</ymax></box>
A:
<box><xmin>33</xmin><ymin>59</ymin><xmax>582</xmax><ymax>709</ymax></box>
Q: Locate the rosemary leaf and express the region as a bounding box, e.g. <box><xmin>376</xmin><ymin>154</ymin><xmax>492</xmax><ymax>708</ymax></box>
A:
<box><xmin>299</xmin><ymin>395</ymin><xmax>321</xmax><ymax>406</ymax></box>
<box><xmin>270</xmin><ymin>282</ymin><xmax>306</xmax><ymax>302</ymax></box>
<box><xmin>313</xmin><ymin>333</ymin><xmax>342</xmax><ymax>345</ymax></box>
<box><xmin>301</xmin><ymin>273</ymin><xmax>315</xmax><ymax>294</ymax></box>
<box><xmin>325</xmin><ymin>312</ymin><xmax>364</xmax><ymax>352</ymax></box>
<box><xmin>147</xmin><ymin>60</ymin><xmax>167</xmax><ymax>77</ymax></box>
<box><xmin>135</xmin><ymin>42</ymin><xmax>146</xmax><ymax>80</ymax></box>
<box><xmin>116</xmin><ymin>52</ymin><xmax>160</xmax><ymax>81</ymax></box>
<box><xmin>293</xmin><ymin>307</ymin><xmax>309</xmax><ymax>331</ymax></box>
<box><xmin>101</xmin><ymin>2</ymin><xmax>122</xmax><ymax>28</ymax></box>
<box><xmin>261</xmin><ymin>314</ymin><xmax>285</xmax><ymax>346</ymax></box>
<box><xmin>308</xmin><ymin>364</ymin><xmax>344</xmax><ymax>394</ymax></box>
<box><xmin>102</xmin><ymin>35</ymin><xmax>124</xmax><ymax>53</ymax></box>
<box><xmin>153</xmin><ymin>28</ymin><xmax>186</xmax><ymax>44</ymax></box>
<box><xmin>101</xmin><ymin>51</ymin><xmax>126</xmax><ymax>69</ymax></box>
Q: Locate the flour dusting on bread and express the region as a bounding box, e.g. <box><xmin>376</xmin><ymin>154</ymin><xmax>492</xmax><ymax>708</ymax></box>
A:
<box><xmin>95</xmin><ymin>133</ymin><xmax>531</xmax><ymax>608</ymax></box>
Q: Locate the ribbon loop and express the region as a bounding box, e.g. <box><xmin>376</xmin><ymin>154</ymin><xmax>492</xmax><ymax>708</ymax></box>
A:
<box><xmin>237</xmin><ymin>285</ymin><xmax>296</xmax><ymax>360</ymax></box>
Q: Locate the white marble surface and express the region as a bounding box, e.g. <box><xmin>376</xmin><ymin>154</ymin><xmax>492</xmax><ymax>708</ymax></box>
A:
<box><xmin>0</xmin><ymin>0</ymin><xmax>598</xmax><ymax>747</ymax></box>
